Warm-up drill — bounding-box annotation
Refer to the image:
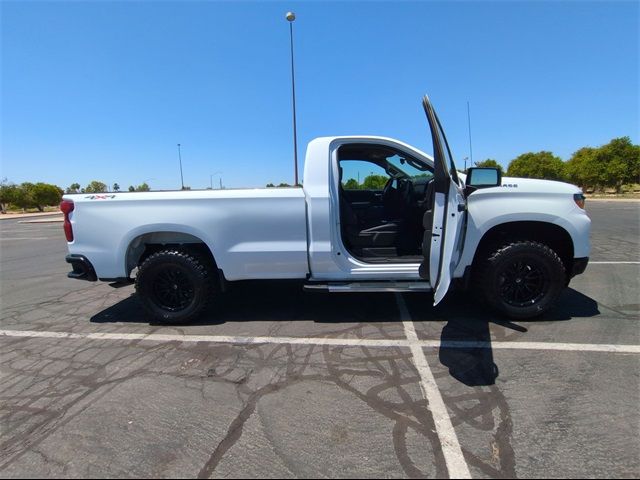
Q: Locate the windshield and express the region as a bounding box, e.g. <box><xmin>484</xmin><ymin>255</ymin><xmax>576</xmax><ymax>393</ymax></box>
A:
<box><xmin>386</xmin><ymin>153</ymin><xmax>433</xmax><ymax>181</ymax></box>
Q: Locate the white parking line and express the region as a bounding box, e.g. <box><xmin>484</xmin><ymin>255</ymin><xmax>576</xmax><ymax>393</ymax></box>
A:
<box><xmin>0</xmin><ymin>329</ymin><xmax>408</xmax><ymax>347</ymax></box>
<box><xmin>589</xmin><ymin>261</ymin><xmax>640</xmax><ymax>264</ymax></box>
<box><xmin>448</xmin><ymin>340</ymin><xmax>640</xmax><ymax>353</ymax></box>
<box><xmin>1</xmin><ymin>329</ymin><xmax>639</xmax><ymax>354</ymax></box>
<box><xmin>396</xmin><ymin>294</ymin><xmax>471</xmax><ymax>479</ymax></box>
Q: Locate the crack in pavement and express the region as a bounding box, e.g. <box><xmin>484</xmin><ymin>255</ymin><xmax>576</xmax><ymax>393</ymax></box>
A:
<box><xmin>1</xmin><ymin>328</ymin><xmax>518</xmax><ymax>478</ymax></box>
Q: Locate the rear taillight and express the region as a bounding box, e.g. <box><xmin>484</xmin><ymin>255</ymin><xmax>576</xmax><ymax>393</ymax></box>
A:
<box><xmin>573</xmin><ymin>193</ymin><xmax>586</xmax><ymax>209</ymax></box>
<box><xmin>60</xmin><ymin>200</ymin><xmax>74</xmax><ymax>242</ymax></box>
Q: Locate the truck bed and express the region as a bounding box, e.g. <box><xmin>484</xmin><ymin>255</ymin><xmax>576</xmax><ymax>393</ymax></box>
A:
<box><xmin>65</xmin><ymin>189</ymin><xmax>309</xmax><ymax>281</ymax></box>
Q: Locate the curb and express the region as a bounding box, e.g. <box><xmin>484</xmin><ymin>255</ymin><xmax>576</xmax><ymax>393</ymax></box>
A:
<box><xmin>18</xmin><ymin>217</ymin><xmax>64</xmax><ymax>224</ymax></box>
<box><xmin>586</xmin><ymin>198</ymin><xmax>640</xmax><ymax>203</ymax></box>
<box><xmin>0</xmin><ymin>211</ymin><xmax>63</xmax><ymax>220</ymax></box>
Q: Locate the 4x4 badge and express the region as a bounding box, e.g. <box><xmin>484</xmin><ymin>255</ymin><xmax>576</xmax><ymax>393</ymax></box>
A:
<box><xmin>85</xmin><ymin>195</ymin><xmax>116</xmax><ymax>200</ymax></box>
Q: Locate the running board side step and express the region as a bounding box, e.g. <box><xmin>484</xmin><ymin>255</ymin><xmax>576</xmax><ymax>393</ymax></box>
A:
<box><xmin>304</xmin><ymin>281</ymin><xmax>432</xmax><ymax>293</ymax></box>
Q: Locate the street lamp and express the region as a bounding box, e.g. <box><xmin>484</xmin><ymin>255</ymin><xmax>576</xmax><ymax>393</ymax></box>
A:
<box><xmin>210</xmin><ymin>171</ymin><xmax>222</xmax><ymax>189</ymax></box>
<box><xmin>177</xmin><ymin>143</ymin><xmax>185</xmax><ymax>190</ymax></box>
<box><xmin>286</xmin><ymin>11</ymin><xmax>299</xmax><ymax>187</ymax></box>
<box><xmin>467</xmin><ymin>101</ymin><xmax>473</xmax><ymax>166</ymax></box>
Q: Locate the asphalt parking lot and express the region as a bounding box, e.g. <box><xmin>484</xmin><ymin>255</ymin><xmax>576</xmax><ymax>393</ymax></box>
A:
<box><xmin>1</xmin><ymin>201</ymin><xmax>638</xmax><ymax>478</ymax></box>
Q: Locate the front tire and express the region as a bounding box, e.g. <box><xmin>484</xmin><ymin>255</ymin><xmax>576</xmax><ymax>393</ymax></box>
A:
<box><xmin>136</xmin><ymin>249</ymin><xmax>214</xmax><ymax>323</ymax></box>
<box><xmin>478</xmin><ymin>241</ymin><xmax>566</xmax><ymax>320</ymax></box>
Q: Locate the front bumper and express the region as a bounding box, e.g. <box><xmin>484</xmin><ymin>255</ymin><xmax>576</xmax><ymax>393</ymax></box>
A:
<box><xmin>66</xmin><ymin>254</ymin><xmax>97</xmax><ymax>282</ymax></box>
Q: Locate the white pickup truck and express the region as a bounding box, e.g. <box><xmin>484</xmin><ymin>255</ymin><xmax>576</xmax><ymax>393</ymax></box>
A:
<box><xmin>61</xmin><ymin>97</ymin><xmax>590</xmax><ymax>323</ymax></box>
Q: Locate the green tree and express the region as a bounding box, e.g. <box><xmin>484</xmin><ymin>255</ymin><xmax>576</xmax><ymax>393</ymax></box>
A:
<box><xmin>565</xmin><ymin>147</ymin><xmax>599</xmax><ymax>189</ymax></box>
<box><xmin>599</xmin><ymin>137</ymin><xmax>640</xmax><ymax>192</ymax></box>
<box><xmin>565</xmin><ymin>137</ymin><xmax>640</xmax><ymax>191</ymax></box>
<box><xmin>343</xmin><ymin>178</ymin><xmax>360</xmax><ymax>189</ymax></box>
<box><xmin>362</xmin><ymin>174</ymin><xmax>388</xmax><ymax>190</ymax></box>
<box><xmin>113</xmin><ymin>183</ymin><xmax>120</xmax><ymax>192</ymax></box>
<box><xmin>0</xmin><ymin>180</ymin><xmax>19</xmax><ymax>213</ymax></box>
<box><xmin>10</xmin><ymin>188</ymin><xmax>30</xmax><ymax>210</ymax></box>
<box><xmin>66</xmin><ymin>183</ymin><xmax>81</xmax><ymax>194</ymax></box>
<box><xmin>31</xmin><ymin>183</ymin><xmax>63</xmax><ymax>211</ymax></box>
<box><xmin>128</xmin><ymin>185</ymin><xmax>136</xmax><ymax>192</ymax></box>
<box><xmin>507</xmin><ymin>151</ymin><xmax>565</xmax><ymax>181</ymax></box>
<box><xmin>85</xmin><ymin>181</ymin><xmax>108</xmax><ymax>193</ymax></box>
<box><xmin>474</xmin><ymin>159</ymin><xmax>504</xmax><ymax>174</ymax></box>
<box><xmin>135</xmin><ymin>183</ymin><xmax>150</xmax><ymax>192</ymax></box>
<box><xmin>14</xmin><ymin>183</ymin><xmax>36</xmax><ymax>210</ymax></box>
<box><xmin>278</xmin><ymin>182</ymin><xmax>291</xmax><ymax>188</ymax></box>
<box><xmin>266</xmin><ymin>183</ymin><xmax>275</xmax><ymax>188</ymax></box>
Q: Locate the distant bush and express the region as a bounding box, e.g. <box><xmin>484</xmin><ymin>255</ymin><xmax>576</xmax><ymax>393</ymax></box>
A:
<box><xmin>564</xmin><ymin>137</ymin><xmax>639</xmax><ymax>192</ymax></box>
<box><xmin>504</xmin><ymin>137</ymin><xmax>639</xmax><ymax>192</ymax></box>
<box><xmin>507</xmin><ymin>152</ymin><xmax>566</xmax><ymax>181</ymax></box>
<box><xmin>0</xmin><ymin>180</ymin><xmax>63</xmax><ymax>212</ymax></box>
<box><xmin>85</xmin><ymin>181</ymin><xmax>108</xmax><ymax>193</ymax></box>
<box><xmin>341</xmin><ymin>175</ymin><xmax>388</xmax><ymax>190</ymax></box>
<box><xmin>474</xmin><ymin>159</ymin><xmax>504</xmax><ymax>174</ymax></box>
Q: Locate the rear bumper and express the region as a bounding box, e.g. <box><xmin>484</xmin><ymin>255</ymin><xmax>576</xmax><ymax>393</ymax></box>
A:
<box><xmin>571</xmin><ymin>257</ymin><xmax>589</xmax><ymax>277</ymax></box>
<box><xmin>66</xmin><ymin>254</ymin><xmax>97</xmax><ymax>282</ymax></box>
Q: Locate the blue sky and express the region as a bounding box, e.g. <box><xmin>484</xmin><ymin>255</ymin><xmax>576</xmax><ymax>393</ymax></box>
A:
<box><xmin>1</xmin><ymin>0</ymin><xmax>638</xmax><ymax>190</ymax></box>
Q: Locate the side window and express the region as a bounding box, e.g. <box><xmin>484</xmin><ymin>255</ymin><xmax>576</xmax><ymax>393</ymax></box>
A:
<box><xmin>340</xmin><ymin>160</ymin><xmax>389</xmax><ymax>191</ymax></box>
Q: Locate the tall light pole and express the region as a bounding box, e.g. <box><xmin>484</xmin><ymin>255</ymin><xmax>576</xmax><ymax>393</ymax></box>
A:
<box><xmin>210</xmin><ymin>171</ymin><xmax>222</xmax><ymax>189</ymax></box>
<box><xmin>177</xmin><ymin>143</ymin><xmax>185</xmax><ymax>190</ymax></box>
<box><xmin>467</xmin><ymin>101</ymin><xmax>473</xmax><ymax>167</ymax></box>
<box><xmin>286</xmin><ymin>11</ymin><xmax>299</xmax><ymax>186</ymax></box>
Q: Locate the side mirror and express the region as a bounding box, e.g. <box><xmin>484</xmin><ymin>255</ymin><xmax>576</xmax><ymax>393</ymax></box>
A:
<box><xmin>465</xmin><ymin>167</ymin><xmax>502</xmax><ymax>190</ymax></box>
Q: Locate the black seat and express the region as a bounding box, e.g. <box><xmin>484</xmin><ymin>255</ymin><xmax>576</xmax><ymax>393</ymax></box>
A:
<box><xmin>338</xmin><ymin>165</ymin><xmax>400</xmax><ymax>249</ymax></box>
<box><xmin>340</xmin><ymin>192</ymin><xmax>399</xmax><ymax>247</ymax></box>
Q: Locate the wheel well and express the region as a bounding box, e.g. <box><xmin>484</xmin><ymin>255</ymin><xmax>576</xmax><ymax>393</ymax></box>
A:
<box><xmin>472</xmin><ymin>221</ymin><xmax>574</xmax><ymax>272</ymax></box>
<box><xmin>126</xmin><ymin>232</ymin><xmax>218</xmax><ymax>277</ymax></box>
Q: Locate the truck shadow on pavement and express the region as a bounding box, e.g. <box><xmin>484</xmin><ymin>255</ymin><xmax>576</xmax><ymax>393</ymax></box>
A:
<box><xmin>90</xmin><ymin>283</ymin><xmax>600</xmax><ymax>389</ymax></box>
<box><xmin>434</xmin><ymin>287</ymin><xmax>600</xmax><ymax>386</ymax></box>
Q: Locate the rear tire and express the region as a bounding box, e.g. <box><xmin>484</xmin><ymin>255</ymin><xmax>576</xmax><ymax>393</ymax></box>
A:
<box><xmin>136</xmin><ymin>249</ymin><xmax>214</xmax><ymax>323</ymax></box>
<box><xmin>478</xmin><ymin>241</ymin><xmax>566</xmax><ymax>319</ymax></box>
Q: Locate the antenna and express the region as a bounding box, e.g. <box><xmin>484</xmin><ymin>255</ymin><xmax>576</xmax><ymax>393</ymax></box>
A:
<box><xmin>467</xmin><ymin>101</ymin><xmax>473</xmax><ymax>169</ymax></box>
<box><xmin>177</xmin><ymin>143</ymin><xmax>185</xmax><ymax>190</ymax></box>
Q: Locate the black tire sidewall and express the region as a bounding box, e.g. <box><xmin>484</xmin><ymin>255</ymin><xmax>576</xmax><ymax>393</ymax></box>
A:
<box><xmin>136</xmin><ymin>250</ymin><xmax>212</xmax><ymax>323</ymax></box>
<box><xmin>482</xmin><ymin>241</ymin><xmax>566</xmax><ymax>319</ymax></box>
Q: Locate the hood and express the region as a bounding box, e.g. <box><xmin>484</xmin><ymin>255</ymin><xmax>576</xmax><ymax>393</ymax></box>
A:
<box><xmin>457</xmin><ymin>171</ymin><xmax>581</xmax><ymax>194</ymax></box>
<box><xmin>498</xmin><ymin>176</ymin><xmax>582</xmax><ymax>194</ymax></box>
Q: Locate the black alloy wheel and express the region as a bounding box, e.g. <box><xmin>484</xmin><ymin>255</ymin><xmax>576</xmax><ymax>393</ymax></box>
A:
<box><xmin>136</xmin><ymin>249</ymin><xmax>214</xmax><ymax>323</ymax></box>
<box><xmin>498</xmin><ymin>258</ymin><xmax>549</xmax><ymax>308</ymax></box>
<box><xmin>151</xmin><ymin>266</ymin><xmax>195</xmax><ymax>311</ymax></box>
<box><xmin>478</xmin><ymin>240</ymin><xmax>566</xmax><ymax>319</ymax></box>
